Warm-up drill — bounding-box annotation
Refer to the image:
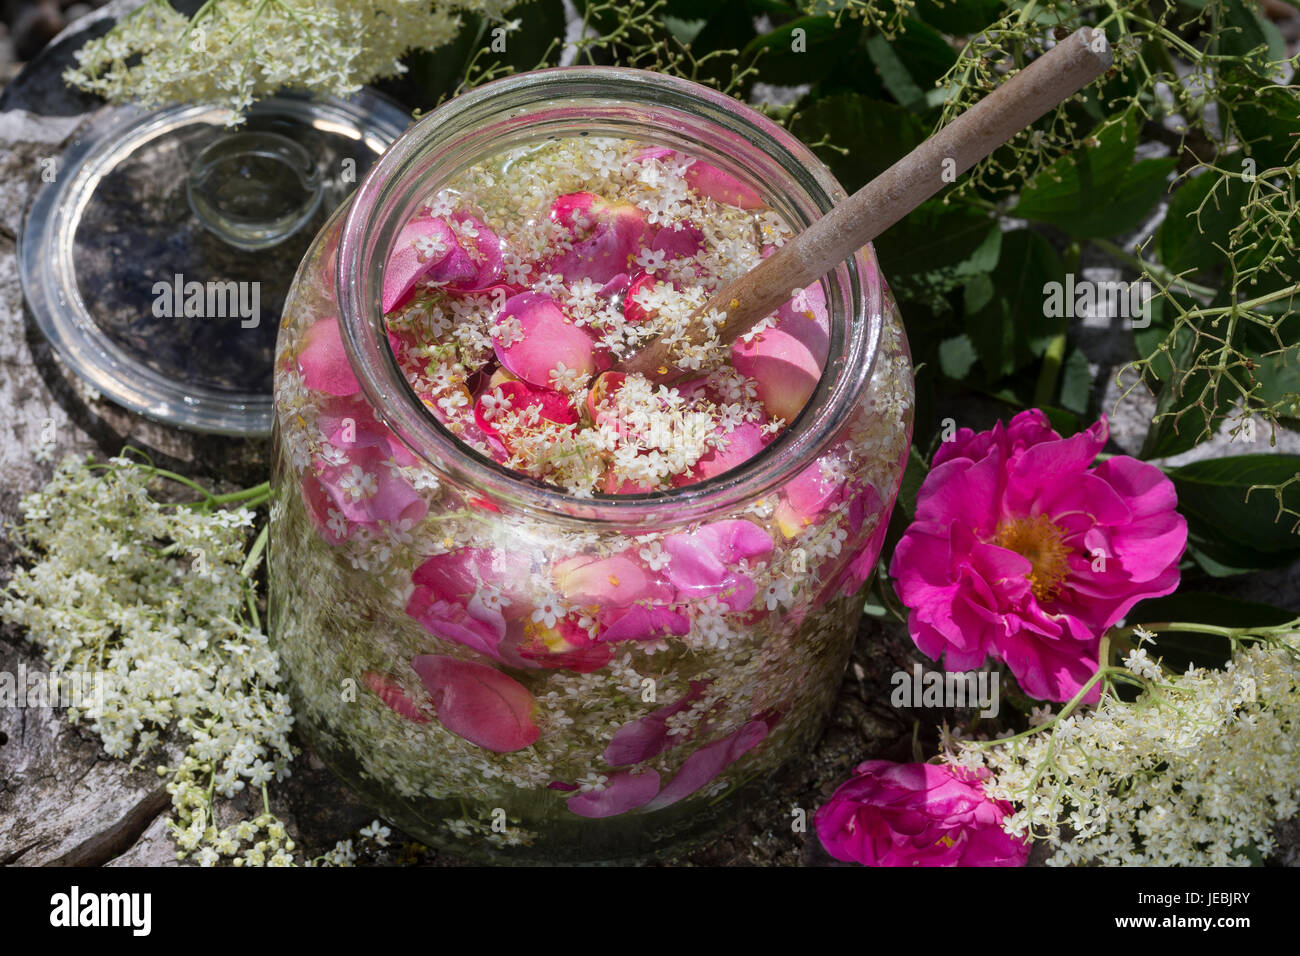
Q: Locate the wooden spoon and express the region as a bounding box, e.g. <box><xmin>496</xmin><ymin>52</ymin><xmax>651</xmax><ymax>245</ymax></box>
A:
<box><xmin>620</xmin><ymin>26</ymin><xmax>1114</xmax><ymax>380</ymax></box>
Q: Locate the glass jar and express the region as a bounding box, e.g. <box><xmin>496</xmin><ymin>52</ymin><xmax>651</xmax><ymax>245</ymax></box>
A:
<box><xmin>269</xmin><ymin>67</ymin><xmax>913</xmax><ymax>863</ymax></box>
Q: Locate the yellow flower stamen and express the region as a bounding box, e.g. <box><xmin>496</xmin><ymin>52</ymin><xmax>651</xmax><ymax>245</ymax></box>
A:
<box><xmin>992</xmin><ymin>514</ymin><xmax>1072</xmax><ymax>601</ymax></box>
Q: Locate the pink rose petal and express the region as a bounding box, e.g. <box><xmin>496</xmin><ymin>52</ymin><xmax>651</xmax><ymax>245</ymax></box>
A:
<box><xmin>732</xmin><ymin>326</ymin><xmax>823</xmax><ymax>423</ymax></box>
<box><xmin>381</xmin><ymin>217</ymin><xmax>459</xmax><ymax>313</ymax></box>
<box><xmin>623</xmin><ymin>271</ymin><xmax>660</xmax><ymax>324</ymax></box>
<box><xmin>546</xmin><ymin>192</ymin><xmax>649</xmax><ymax>284</ymax></box>
<box><xmin>603</xmin><ymin>681</ymin><xmax>708</xmax><ymax>766</ymax></box>
<box><xmin>685</xmin><ymin>160</ymin><xmax>764</xmax><ymax>209</ymax></box>
<box><xmin>673</xmin><ymin>422</ymin><xmax>768</xmax><ymax>487</ymax></box>
<box><xmin>317</xmin><ymin>395</ymin><xmax>416</xmax><ymax>466</ymax></box>
<box><xmin>644</xmin><ymin>718</ymin><xmax>770</xmax><ymax>811</ymax></box>
<box><xmin>775</xmin><ymin>459</ymin><xmax>844</xmax><ymax>537</ymax></box>
<box><xmin>554</xmin><ymin>553</ymin><xmax>673</xmax><ymax>607</ymax></box>
<box><xmin>566</xmin><ymin>770</ymin><xmax>662</xmax><ymax>818</ymax></box>
<box><xmin>662</xmin><ymin>519</ymin><xmax>773</xmax><ymax>610</ymax></box>
<box><xmin>518</xmin><ymin>616</ymin><xmax>614</xmax><ymax>673</ymax></box>
<box><xmin>585</xmin><ymin>370</ymin><xmax>626</xmax><ymax>424</ymax></box>
<box><xmin>310</xmin><ymin>446</ymin><xmax>427</xmax><ymax>533</ymax></box>
<box><xmin>442</xmin><ymin>213</ymin><xmax>503</xmax><ymax>293</ymax></box>
<box><xmin>363</xmin><ymin>672</ymin><xmax>430</xmax><ymax>723</ymax></box>
<box><xmin>411</xmin><ymin>655</ymin><xmax>540</xmax><ymax>753</ymax></box>
<box><xmin>474</xmin><ymin>379</ymin><xmax>579</xmax><ymax>450</ymax></box>
<box><xmin>297</xmin><ymin>318</ymin><xmax>360</xmax><ymax>396</ymax></box>
<box><xmin>597</xmin><ymin>604</ymin><xmax>690</xmax><ymax>643</ymax></box>
<box><xmin>630</xmin><ymin>149</ymin><xmax>763</xmax><ymax>209</ymax></box>
<box><xmin>652</xmin><ymin>222</ymin><xmax>705</xmax><ymax>260</ymax></box>
<box><xmin>494</xmin><ymin>292</ymin><xmax>597</xmax><ymax>387</ymax></box>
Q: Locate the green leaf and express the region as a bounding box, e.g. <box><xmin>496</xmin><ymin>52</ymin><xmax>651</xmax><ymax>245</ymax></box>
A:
<box><xmin>1168</xmin><ymin>454</ymin><xmax>1300</xmax><ymax>566</ymax></box>
<box><xmin>938</xmin><ymin>334</ymin><xmax>977</xmax><ymax>380</ymax></box>
<box><xmin>885</xmin><ymin>18</ymin><xmax>958</xmax><ymax>94</ymax></box>
<box><xmin>1222</xmin><ymin>66</ymin><xmax>1300</xmax><ymax>168</ymax></box>
<box><xmin>789</xmin><ymin>93</ymin><xmax>927</xmax><ymax>192</ymax></box>
<box><xmin>896</xmin><ymin>447</ymin><xmax>928</xmax><ymax>521</ymax></box>
<box><xmin>1040</xmin><ymin>406</ymin><xmax>1082</xmax><ymax>436</ymax></box>
<box><xmin>1124</xmin><ymin>591</ymin><xmax>1295</xmax><ymax>669</ymax></box>
<box><xmin>687</xmin><ymin>0</ymin><xmax>760</xmax><ymax>89</ymax></box>
<box><xmin>1219</xmin><ymin>0</ymin><xmax>1285</xmax><ymax>60</ymax></box>
<box><xmin>1253</xmin><ymin>345</ymin><xmax>1300</xmax><ymax>420</ymax></box>
<box><xmin>1058</xmin><ymin>346</ymin><xmax>1092</xmax><ymax>415</ymax></box>
<box><xmin>1139</xmin><ymin>302</ymin><xmax>1234</xmax><ymax>459</ymax></box>
<box><xmin>864</xmin><ymin>19</ymin><xmax>955</xmax><ymax>112</ymax></box>
<box><xmin>1108</xmin><ymin>157</ymin><xmax>1180</xmax><ymax>230</ymax></box>
<box><xmin>655</xmin><ymin>0</ymin><xmax>728</xmax><ymax>20</ymax></box>
<box><xmin>1125</xmin><ymin>591</ymin><xmax>1295</xmax><ymax>629</ymax></box>
<box><xmin>405</xmin><ymin>14</ymin><xmax>486</xmax><ymax>102</ymax></box>
<box><xmin>1013</xmin><ymin>115</ymin><xmax>1138</xmax><ymax>220</ymax></box>
<box><xmin>864</xmin><ymin>31</ymin><xmax>924</xmax><ymax>110</ymax></box>
<box><xmin>1157</xmin><ymin>167</ymin><xmax>1249</xmax><ymax>276</ymax></box>
<box><xmin>663</xmin><ymin>16</ymin><xmax>708</xmax><ymax>45</ymax></box>
<box><xmin>742</xmin><ymin>17</ymin><xmax>861</xmax><ymax>87</ymax></box>
<box><xmin>912</xmin><ymin>0</ymin><xmax>1005</xmax><ymax>35</ymax></box>
<box><xmin>1185</xmin><ymin>539</ymin><xmax>1296</xmax><ymax>576</ymax></box>
<box><xmin>963</xmin><ymin>229</ymin><xmax>1063</xmax><ymax>382</ymax></box>
<box><xmin>874</xmin><ymin>199</ymin><xmax>1001</xmax><ymax>304</ymax></box>
<box><xmin>491</xmin><ymin>0</ymin><xmax>571</xmax><ymax>73</ymax></box>
<box><xmin>1012</xmin><ymin>114</ymin><xmax>1177</xmax><ymax>239</ymax></box>
<box><xmin>811</xmin><ymin>32</ymin><xmax>885</xmax><ymax>99</ymax></box>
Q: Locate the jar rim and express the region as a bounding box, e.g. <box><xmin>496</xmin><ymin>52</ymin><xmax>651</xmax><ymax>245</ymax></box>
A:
<box><xmin>336</xmin><ymin>66</ymin><xmax>884</xmax><ymax>529</ymax></box>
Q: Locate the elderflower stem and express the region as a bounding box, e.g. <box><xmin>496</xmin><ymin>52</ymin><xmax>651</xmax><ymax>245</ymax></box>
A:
<box><xmin>1126</xmin><ymin>618</ymin><xmax>1300</xmax><ymax>640</ymax></box>
<box><xmin>1091</xmin><ymin>238</ymin><xmax>1217</xmax><ymax>299</ymax></box>
<box><xmin>241</xmin><ymin>525</ymin><xmax>270</xmax><ymax>578</ymax></box>
<box><xmin>89</xmin><ymin>460</ymin><xmax>219</xmax><ymax>504</ymax></box>
<box><xmin>211</xmin><ymin>482</ymin><xmax>272</xmax><ymax>506</ymax></box>
<box><xmin>1033</xmin><ymin>241</ymin><xmax>1081</xmax><ymax>408</ymax></box>
<box><xmin>967</xmin><ymin>664</ymin><xmax>1123</xmax><ymax>751</ymax></box>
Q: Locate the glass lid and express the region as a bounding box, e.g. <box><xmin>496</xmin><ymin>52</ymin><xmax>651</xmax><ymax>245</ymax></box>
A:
<box><xmin>19</xmin><ymin>91</ymin><xmax>410</xmax><ymax>436</ymax></box>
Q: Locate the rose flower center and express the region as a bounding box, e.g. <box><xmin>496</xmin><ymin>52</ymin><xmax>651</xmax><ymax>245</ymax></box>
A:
<box><xmin>992</xmin><ymin>514</ymin><xmax>1072</xmax><ymax>601</ymax></box>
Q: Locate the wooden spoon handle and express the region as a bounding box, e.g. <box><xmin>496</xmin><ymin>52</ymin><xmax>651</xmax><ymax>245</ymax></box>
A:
<box><xmin>622</xmin><ymin>26</ymin><xmax>1113</xmax><ymax>380</ymax></box>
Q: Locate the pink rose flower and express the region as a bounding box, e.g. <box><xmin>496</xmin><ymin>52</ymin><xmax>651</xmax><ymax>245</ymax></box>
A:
<box><xmin>815</xmin><ymin>761</ymin><xmax>1028</xmax><ymax>867</ymax></box>
<box><xmin>889</xmin><ymin>410</ymin><xmax>1186</xmax><ymax>702</ymax></box>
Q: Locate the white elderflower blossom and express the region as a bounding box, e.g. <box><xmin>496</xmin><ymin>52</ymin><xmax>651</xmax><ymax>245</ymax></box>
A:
<box><xmin>64</xmin><ymin>0</ymin><xmax>515</xmax><ymax>117</ymax></box>
<box><xmin>951</xmin><ymin>630</ymin><xmax>1300</xmax><ymax>866</ymax></box>
<box><xmin>1123</xmin><ymin>647</ymin><xmax>1162</xmax><ymax>681</ymax></box>
<box><xmin>0</xmin><ymin>456</ymin><xmax>395</xmax><ymax>867</ymax></box>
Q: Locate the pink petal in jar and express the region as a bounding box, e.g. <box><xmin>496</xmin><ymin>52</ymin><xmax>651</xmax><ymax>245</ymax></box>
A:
<box><xmin>442</xmin><ymin>213</ymin><xmax>504</xmax><ymax>293</ymax></box>
<box><xmin>545</xmin><ymin>192</ymin><xmax>649</xmax><ymax>284</ymax></box>
<box><xmin>731</xmin><ymin>326</ymin><xmax>823</xmax><ymax>423</ymax></box>
<box><xmin>297</xmin><ymin>317</ymin><xmax>360</xmax><ymax>396</ymax></box>
<box><xmin>623</xmin><ymin>271</ymin><xmax>674</xmax><ymax>324</ymax></box>
<box><xmin>774</xmin><ymin>458</ymin><xmax>845</xmax><ymax>538</ymax></box>
<box><xmin>585</xmin><ymin>370</ymin><xmax>626</xmax><ymax>425</ymax></box>
<box><xmin>363</xmin><ymin>672</ymin><xmax>431</xmax><ymax>723</ymax></box>
<box><xmin>566</xmin><ymin>770</ymin><xmax>662</xmax><ymax>818</ymax></box>
<box><xmin>643</xmin><ymin>718</ymin><xmax>770</xmax><ymax>811</ymax></box>
<box><xmin>603</xmin><ymin>681</ymin><xmax>708</xmax><ymax>766</ymax></box>
<box><xmin>651</xmin><ymin>221</ymin><xmax>705</xmax><ymax>260</ymax></box>
<box><xmin>411</xmin><ymin>655</ymin><xmax>540</xmax><ymax>753</ymax></box>
<box><xmin>381</xmin><ymin>216</ymin><xmax>459</xmax><ymax>313</ymax></box>
<box><xmin>684</xmin><ymin>160</ymin><xmax>764</xmax><ymax>209</ymax></box>
<box><xmin>474</xmin><ymin>379</ymin><xmax>579</xmax><ymax>446</ymax></box>
<box><xmin>494</xmin><ymin>292</ymin><xmax>597</xmax><ymax>388</ymax></box>
<box><xmin>672</xmin><ymin>422</ymin><xmax>768</xmax><ymax>487</ymax></box>
<box><xmin>554</xmin><ymin>553</ymin><xmax>673</xmax><ymax>607</ymax></box>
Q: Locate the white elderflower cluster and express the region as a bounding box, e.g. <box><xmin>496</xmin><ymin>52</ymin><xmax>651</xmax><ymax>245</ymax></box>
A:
<box><xmin>1</xmin><ymin>455</ymin><xmax>389</xmax><ymax>866</ymax></box>
<box><xmin>64</xmin><ymin>0</ymin><xmax>517</xmax><ymax>116</ymax></box>
<box><xmin>949</xmin><ymin>632</ymin><xmax>1300</xmax><ymax>866</ymax></box>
